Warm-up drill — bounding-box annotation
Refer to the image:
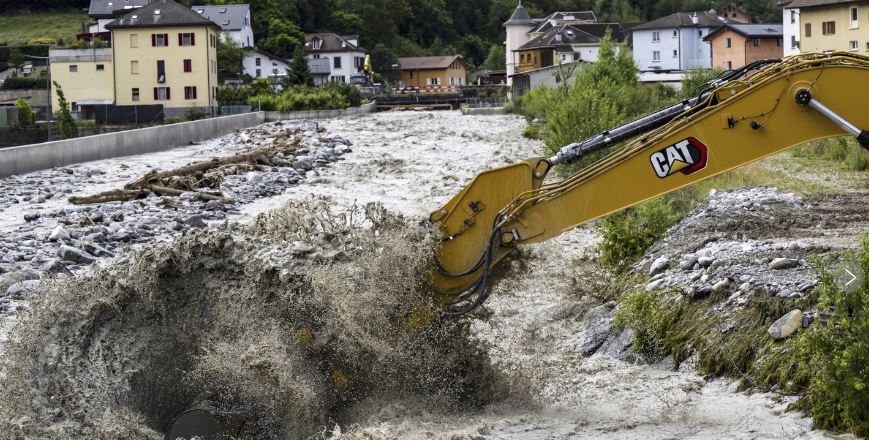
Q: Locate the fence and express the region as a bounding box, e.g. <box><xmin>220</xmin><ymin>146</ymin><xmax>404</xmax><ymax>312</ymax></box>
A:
<box><xmin>263</xmin><ymin>101</ymin><xmax>376</xmax><ymax>121</ymax></box>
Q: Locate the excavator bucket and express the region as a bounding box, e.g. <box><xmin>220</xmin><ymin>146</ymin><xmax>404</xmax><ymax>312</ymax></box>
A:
<box><xmin>428</xmin><ymin>157</ymin><xmax>550</xmax><ymax>298</ymax></box>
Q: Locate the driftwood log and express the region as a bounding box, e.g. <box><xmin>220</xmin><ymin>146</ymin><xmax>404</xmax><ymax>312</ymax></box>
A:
<box><xmin>69</xmin><ymin>131</ymin><xmax>302</xmax><ymax>206</ymax></box>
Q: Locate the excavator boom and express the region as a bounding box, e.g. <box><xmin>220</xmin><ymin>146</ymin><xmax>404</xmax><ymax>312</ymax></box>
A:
<box><xmin>430</xmin><ymin>52</ymin><xmax>869</xmax><ymax>316</ymax></box>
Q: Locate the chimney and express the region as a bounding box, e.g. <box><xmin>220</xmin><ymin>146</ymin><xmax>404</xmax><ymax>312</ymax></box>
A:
<box><xmin>691</xmin><ymin>13</ymin><xmax>699</xmax><ymax>24</ymax></box>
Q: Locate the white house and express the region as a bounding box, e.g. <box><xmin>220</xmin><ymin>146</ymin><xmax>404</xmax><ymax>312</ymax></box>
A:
<box><xmin>87</xmin><ymin>0</ymin><xmax>150</xmax><ymax>32</ymax></box>
<box><xmin>631</xmin><ymin>11</ymin><xmax>731</xmax><ymax>71</ymax></box>
<box><xmin>303</xmin><ymin>33</ymin><xmax>366</xmax><ymax>83</ymax></box>
<box><xmin>242</xmin><ymin>48</ymin><xmax>289</xmax><ymax>80</ymax></box>
<box><xmin>779</xmin><ymin>0</ymin><xmax>801</xmax><ymax>55</ymax></box>
<box><xmin>192</xmin><ymin>4</ymin><xmax>254</xmax><ymax>48</ymax></box>
<box><xmin>503</xmin><ymin>3</ymin><xmax>599</xmax><ymax>86</ymax></box>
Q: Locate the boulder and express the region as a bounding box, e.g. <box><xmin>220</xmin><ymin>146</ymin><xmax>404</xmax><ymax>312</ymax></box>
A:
<box><xmin>769</xmin><ymin>258</ymin><xmax>799</xmax><ymax>270</ymax></box>
<box><xmin>649</xmin><ymin>256</ymin><xmax>670</xmax><ymax>275</ymax></box>
<box><xmin>768</xmin><ymin>309</ymin><xmax>803</xmax><ymax>339</ymax></box>
<box><xmin>57</xmin><ymin>245</ymin><xmax>96</xmax><ymax>265</ymax></box>
<box><xmin>48</xmin><ymin>226</ymin><xmax>70</xmax><ymax>242</ymax></box>
<box><xmin>711</xmin><ymin>278</ymin><xmax>730</xmax><ymax>294</ymax></box>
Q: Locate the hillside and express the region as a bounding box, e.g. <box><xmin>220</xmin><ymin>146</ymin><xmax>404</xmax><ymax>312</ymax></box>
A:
<box><xmin>0</xmin><ymin>10</ymin><xmax>89</xmax><ymax>45</ymax></box>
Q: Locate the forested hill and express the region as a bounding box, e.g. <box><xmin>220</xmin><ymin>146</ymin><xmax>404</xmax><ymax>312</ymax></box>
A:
<box><xmin>1</xmin><ymin>0</ymin><xmax>781</xmax><ymax>70</ymax></box>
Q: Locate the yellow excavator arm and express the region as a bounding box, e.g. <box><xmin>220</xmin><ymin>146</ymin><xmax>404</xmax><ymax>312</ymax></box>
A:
<box><xmin>429</xmin><ymin>52</ymin><xmax>869</xmax><ymax>316</ymax></box>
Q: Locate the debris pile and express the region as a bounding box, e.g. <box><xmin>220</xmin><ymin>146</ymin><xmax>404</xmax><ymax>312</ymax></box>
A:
<box><xmin>0</xmin><ymin>199</ymin><xmax>501</xmax><ymax>439</ymax></box>
<box><xmin>0</xmin><ymin>121</ymin><xmax>353</xmax><ymax>314</ymax></box>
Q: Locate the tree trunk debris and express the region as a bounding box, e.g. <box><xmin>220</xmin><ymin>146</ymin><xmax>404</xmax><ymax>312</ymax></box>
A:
<box><xmin>69</xmin><ymin>129</ymin><xmax>303</xmax><ymax>206</ymax></box>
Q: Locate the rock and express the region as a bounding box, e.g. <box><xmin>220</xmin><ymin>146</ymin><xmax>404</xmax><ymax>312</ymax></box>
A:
<box><xmin>205</xmin><ymin>200</ymin><xmax>224</xmax><ymax>211</ymax></box>
<box><xmin>698</xmin><ymin>256</ymin><xmax>715</xmax><ymax>267</ymax></box>
<box><xmin>768</xmin><ymin>309</ymin><xmax>803</xmax><ymax>339</ymax></box>
<box><xmin>711</xmin><ymin>278</ymin><xmax>730</xmax><ymax>294</ymax></box>
<box><xmin>0</xmin><ymin>270</ymin><xmax>40</xmax><ymax>293</ymax></box>
<box><xmin>168</xmin><ymin>221</ymin><xmax>183</xmax><ymax>231</ymax></box>
<box><xmin>23</xmin><ymin>213</ymin><xmax>40</xmax><ymax>222</ymax></box>
<box><xmin>40</xmin><ymin>259</ymin><xmax>71</xmax><ymax>274</ymax></box>
<box><xmin>687</xmin><ymin>284</ymin><xmax>712</xmax><ymax>299</ymax></box>
<box><xmin>679</xmin><ymin>255</ymin><xmax>698</xmax><ymax>270</ymax></box>
<box><xmin>82</xmin><ymin>242</ymin><xmax>114</xmax><ymax>258</ymax></box>
<box><xmin>769</xmin><ymin>258</ymin><xmax>799</xmax><ymax>270</ymax></box>
<box><xmin>6</xmin><ymin>280</ymin><xmax>40</xmax><ymax>299</ymax></box>
<box><xmin>649</xmin><ymin>256</ymin><xmax>670</xmax><ymax>275</ymax></box>
<box><xmin>183</xmin><ymin>215</ymin><xmax>207</xmax><ymax>229</ymax></box>
<box><xmin>57</xmin><ymin>245</ymin><xmax>96</xmax><ymax>265</ymax></box>
<box><xmin>48</xmin><ymin>226</ymin><xmax>70</xmax><ymax>242</ymax></box>
<box><xmin>577</xmin><ymin>303</ymin><xmax>616</xmax><ymax>356</ymax></box>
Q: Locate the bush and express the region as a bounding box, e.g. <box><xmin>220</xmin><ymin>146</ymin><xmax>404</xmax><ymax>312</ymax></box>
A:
<box><xmin>184</xmin><ymin>109</ymin><xmax>207</xmax><ymax>121</ymax></box>
<box><xmin>614</xmin><ymin>290</ymin><xmax>673</xmax><ymax>356</ymax></box>
<box><xmin>793</xmin><ymin>137</ymin><xmax>869</xmax><ymax>171</ymax></box>
<box><xmin>796</xmin><ymin>237</ymin><xmax>869</xmax><ymax>436</ymax></box>
<box><xmin>324</xmin><ymin>82</ymin><xmax>363</xmax><ymax>107</ymax></box>
<box><xmin>248</xmin><ymin>86</ymin><xmax>350</xmax><ymax>112</ymax></box>
<box><xmin>1</xmin><ymin>76</ymin><xmax>47</xmax><ymax>90</ymax></box>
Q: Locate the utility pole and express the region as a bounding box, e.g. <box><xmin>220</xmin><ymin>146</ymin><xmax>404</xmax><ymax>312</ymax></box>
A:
<box><xmin>24</xmin><ymin>54</ymin><xmax>51</xmax><ymax>142</ymax></box>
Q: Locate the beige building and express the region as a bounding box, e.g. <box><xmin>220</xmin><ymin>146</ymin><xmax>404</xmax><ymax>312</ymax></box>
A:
<box><xmin>49</xmin><ymin>48</ymin><xmax>115</xmax><ymax>114</ymax></box>
<box><xmin>791</xmin><ymin>0</ymin><xmax>869</xmax><ymax>52</ymax></box>
<box><xmin>107</xmin><ymin>0</ymin><xmax>219</xmax><ymax>115</ymax></box>
<box><xmin>398</xmin><ymin>55</ymin><xmax>467</xmax><ymax>91</ymax></box>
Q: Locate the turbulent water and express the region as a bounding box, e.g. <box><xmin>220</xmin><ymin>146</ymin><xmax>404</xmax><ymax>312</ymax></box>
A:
<box><xmin>0</xmin><ymin>199</ymin><xmax>507</xmax><ymax>439</ymax></box>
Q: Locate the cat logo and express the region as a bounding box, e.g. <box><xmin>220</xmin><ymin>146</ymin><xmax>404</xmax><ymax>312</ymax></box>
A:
<box><xmin>650</xmin><ymin>137</ymin><xmax>708</xmax><ymax>179</ymax></box>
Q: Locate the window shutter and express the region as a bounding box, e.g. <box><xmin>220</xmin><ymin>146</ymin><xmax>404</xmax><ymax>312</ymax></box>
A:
<box><xmin>166</xmin><ymin>87</ymin><xmax>171</xmax><ymax>100</ymax></box>
<box><xmin>178</xmin><ymin>33</ymin><xmax>182</xmax><ymax>46</ymax></box>
<box><xmin>164</xmin><ymin>34</ymin><xmax>169</xmax><ymax>45</ymax></box>
<box><xmin>191</xmin><ymin>33</ymin><xmax>195</xmax><ymax>46</ymax></box>
<box><xmin>151</xmin><ymin>34</ymin><xmax>156</xmax><ymax>46</ymax></box>
<box><xmin>193</xmin><ymin>86</ymin><xmax>197</xmax><ymax>99</ymax></box>
<box><xmin>153</xmin><ymin>88</ymin><xmax>158</xmax><ymax>100</ymax></box>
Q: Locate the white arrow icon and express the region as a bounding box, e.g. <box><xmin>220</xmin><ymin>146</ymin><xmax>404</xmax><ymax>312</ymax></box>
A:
<box><xmin>845</xmin><ymin>269</ymin><xmax>858</xmax><ymax>286</ymax></box>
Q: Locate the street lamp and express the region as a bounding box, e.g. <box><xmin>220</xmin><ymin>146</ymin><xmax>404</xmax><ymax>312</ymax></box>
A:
<box><xmin>23</xmin><ymin>54</ymin><xmax>51</xmax><ymax>142</ymax></box>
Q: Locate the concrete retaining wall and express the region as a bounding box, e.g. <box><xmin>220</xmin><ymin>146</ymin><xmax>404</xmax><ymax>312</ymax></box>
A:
<box><xmin>264</xmin><ymin>101</ymin><xmax>376</xmax><ymax>121</ymax></box>
<box><xmin>0</xmin><ymin>112</ymin><xmax>265</xmax><ymax>177</ymax></box>
<box><xmin>461</xmin><ymin>107</ymin><xmax>506</xmax><ymax>115</ymax></box>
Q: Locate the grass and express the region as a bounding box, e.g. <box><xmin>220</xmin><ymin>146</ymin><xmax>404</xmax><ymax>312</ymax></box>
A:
<box><xmin>0</xmin><ymin>10</ymin><xmax>90</xmax><ymax>45</ymax></box>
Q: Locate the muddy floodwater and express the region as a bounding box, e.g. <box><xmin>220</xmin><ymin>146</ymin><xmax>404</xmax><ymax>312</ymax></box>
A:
<box><xmin>0</xmin><ymin>111</ymin><xmax>848</xmax><ymax>439</ymax></box>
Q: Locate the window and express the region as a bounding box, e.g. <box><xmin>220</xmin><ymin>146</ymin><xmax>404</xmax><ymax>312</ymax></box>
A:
<box><xmin>96</xmin><ymin>64</ymin><xmax>105</xmax><ymax>71</ymax></box>
<box><xmin>822</xmin><ymin>21</ymin><xmax>835</xmax><ymax>35</ymax></box>
<box><xmin>652</xmin><ymin>31</ymin><xmax>660</xmax><ymax>42</ymax></box>
<box><xmin>333</xmin><ymin>56</ymin><xmax>341</xmax><ymax>69</ymax></box>
<box><xmin>272</xmin><ymin>68</ymin><xmax>278</xmax><ymax>75</ymax></box>
<box><xmin>409</xmin><ymin>71</ymin><xmax>413</xmax><ymax>79</ymax></box>
<box><xmin>69</xmin><ymin>65</ymin><xmax>78</xmax><ymax>72</ymax></box>
<box><xmin>130</xmin><ymin>34</ymin><xmax>138</xmax><ymax>48</ymax></box>
<box><xmin>131</xmin><ymin>60</ymin><xmax>139</xmax><ymax>74</ymax></box>
<box><xmin>355</xmin><ymin>56</ymin><xmax>364</xmax><ymax>69</ymax></box>
<box><xmin>573</xmin><ymin>53</ymin><xmax>580</xmax><ymax>61</ymax></box>
<box><xmin>329</xmin><ymin>75</ymin><xmax>345</xmax><ymax>83</ymax></box>
<box><xmin>726</xmin><ymin>61</ymin><xmax>732</xmax><ymax>70</ymax></box>
<box><xmin>850</xmin><ymin>40</ymin><xmax>859</xmax><ymax>50</ymax></box>
<box><xmin>805</xmin><ymin>23</ymin><xmax>812</xmax><ymax>37</ymax></box>
<box><xmin>255</xmin><ymin>57</ymin><xmax>261</xmax><ymax>66</ymax></box>
<box><xmin>866</xmin><ymin>42</ymin><xmax>869</xmax><ymax>50</ymax></box>
<box><xmin>725</xmin><ymin>37</ymin><xmax>732</xmax><ymax>48</ymax></box>
<box><xmin>777</xmin><ymin>38</ymin><xmax>782</xmax><ymax>47</ymax></box>
<box><xmin>153</xmin><ymin>87</ymin><xmax>170</xmax><ymax>100</ymax></box>
<box><xmin>312</xmin><ymin>38</ymin><xmax>322</xmax><ymax>50</ymax></box>
<box><xmin>851</xmin><ymin>6</ymin><xmax>859</xmax><ymax>28</ymax></box>
<box><xmin>183</xmin><ymin>59</ymin><xmax>192</xmax><ymax>72</ymax></box>
<box><xmin>652</xmin><ymin>50</ymin><xmax>660</xmax><ymax>61</ymax></box>
<box><xmin>256</xmin><ymin>68</ymin><xmax>261</xmax><ymax>77</ymax></box>
<box><xmin>791</xmin><ymin>9</ymin><xmax>796</xmax><ymax>24</ymax></box>
<box><xmin>753</xmin><ymin>37</ymin><xmax>760</xmax><ymax>47</ymax></box>
<box><xmin>672</xmin><ymin>30</ymin><xmax>678</xmax><ymax>37</ymax></box>
<box><xmin>698</xmin><ymin>30</ymin><xmax>703</xmax><ymax>37</ymax></box>
<box><xmin>791</xmin><ymin>35</ymin><xmax>798</xmax><ymax>48</ymax></box>
<box><xmin>152</xmin><ymin>33</ymin><xmax>168</xmax><ymax>47</ymax></box>
<box><xmin>157</xmin><ymin>60</ymin><xmax>165</xmax><ymax>83</ymax></box>
<box><xmin>179</xmin><ymin>32</ymin><xmax>195</xmax><ymax>46</ymax></box>
<box><xmin>132</xmin><ymin>88</ymin><xmax>140</xmax><ymax>101</ymax></box>
<box><xmin>673</xmin><ymin>49</ymin><xmax>678</xmax><ymax>58</ymax></box>
<box><xmin>427</xmin><ymin>77</ymin><xmax>440</xmax><ymax>86</ymax></box>
<box><xmin>184</xmin><ymin>86</ymin><xmax>197</xmax><ymax>100</ymax></box>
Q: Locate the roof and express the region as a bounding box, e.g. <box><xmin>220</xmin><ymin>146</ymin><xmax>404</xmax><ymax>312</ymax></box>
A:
<box><xmin>304</xmin><ymin>33</ymin><xmax>365</xmax><ymax>53</ymax></box>
<box><xmin>192</xmin><ymin>4</ymin><xmax>249</xmax><ymax>31</ymax></box>
<box><xmin>106</xmin><ymin>0</ymin><xmax>218</xmax><ymax>29</ymax></box>
<box><xmin>517</xmin><ymin>23</ymin><xmax>625</xmax><ymax>51</ymax></box>
<box><xmin>528</xmin><ymin>11</ymin><xmax>598</xmax><ymax>33</ymax></box>
<box><xmin>307</xmin><ymin>58</ymin><xmax>330</xmax><ymax>75</ymax></box>
<box><xmin>88</xmin><ymin>0</ymin><xmax>151</xmax><ymax>18</ymax></box>
<box><xmin>243</xmin><ymin>47</ymin><xmax>289</xmax><ymax>65</ymax></box>
<box><xmin>631</xmin><ymin>11</ymin><xmax>730</xmax><ymax>30</ymax></box>
<box><xmin>504</xmin><ymin>2</ymin><xmax>534</xmax><ymax>26</ymax></box>
<box><xmin>786</xmin><ymin>0</ymin><xmax>853</xmax><ymax>8</ymax></box>
<box><xmin>704</xmin><ymin>23</ymin><xmax>783</xmax><ymax>40</ymax></box>
<box><xmin>398</xmin><ymin>55</ymin><xmax>464</xmax><ymax>70</ymax></box>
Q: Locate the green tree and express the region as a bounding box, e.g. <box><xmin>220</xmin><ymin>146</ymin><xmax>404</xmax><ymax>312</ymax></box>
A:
<box><xmin>52</xmin><ymin>81</ymin><xmax>77</xmax><ymax>139</ymax></box>
<box><xmin>14</xmin><ymin>98</ymin><xmax>34</xmax><ymax>128</ymax></box>
<box><xmin>259</xmin><ymin>18</ymin><xmax>305</xmax><ymax>60</ymax></box>
<box><xmin>482</xmin><ymin>44</ymin><xmax>506</xmax><ymax>71</ymax></box>
<box><xmin>283</xmin><ymin>47</ymin><xmax>314</xmax><ymax>87</ymax></box>
<box><xmin>8</xmin><ymin>47</ymin><xmax>24</xmax><ymax>76</ymax></box>
<box><xmin>217</xmin><ymin>35</ymin><xmax>244</xmax><ymax>82</ymax></box>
